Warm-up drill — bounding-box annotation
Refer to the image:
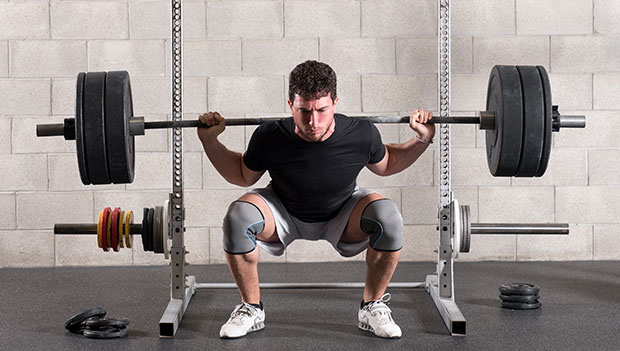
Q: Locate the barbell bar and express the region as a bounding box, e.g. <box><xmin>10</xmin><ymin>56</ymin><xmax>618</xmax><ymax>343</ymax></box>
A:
<box><xmin>35</xmin><ymin>65</ymin><xmax>586</xmax><ymax>184</ymax></box>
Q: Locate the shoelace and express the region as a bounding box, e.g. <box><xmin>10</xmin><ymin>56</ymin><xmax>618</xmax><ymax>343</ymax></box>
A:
<box><xmin>364</xmin><ymin>293</ymin><xmax>395</xmax><ymax>326</ymax></box>
<box><xmin>229</xmin><ymin>303</ymin><xmax>256</xmax><ymax>324</ymax></box>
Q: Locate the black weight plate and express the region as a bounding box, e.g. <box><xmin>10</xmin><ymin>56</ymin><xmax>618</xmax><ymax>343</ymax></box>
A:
<box><xmin>460</xmin><ymin>205</ymin><xmax>471</xmax><ymax>253</ymax></box>
<box><xmin>142</xmin><ymin>208</ymin><xmax>148</xmax><ymax>251</ymax></box>
<box><xmin>500</xmin><ymin>294</ymin><xmax>540</xmax><ymax>303</ymax></box>
<box><xmin>75</xmin><ymin>72</ymin><xmax>90</xmax><ymax>185</ymax></box>
<box><xmin>84</xmin><ymin>317</ymin><xmax>130</xmax><ymax>329</ymax></box>
<box><xmin>501</xmin><ymin>301</ymin><xmax>542</xmax><ymax>310</ymax></box>
<box><xmin>105</xmin><ymin>71</ymin><xmax>135</xmax><ymax>184</ymax></box>
<box><xmin>515</xmin><ymin>66</ymin><xmax>545</xmax><ymax>177</ymax></box>
<box><xmin>536</xmin><ymin>65</ymin><xmax>553</xmax><ymax>177</ymax></box>
<box><xmin>83</xmin><ymin>72</ymin><xmax>111</xmax><ymax>184</ymax></box>
<box><xmin>83</xmin><ymin>327</ymin><xmax>128</xmax><ymax>339</ymax></box>
<box><xmin>499</xmin><ymin>283</ymin><xmax>540</xmax><ymax>296</ymax></box>
<box><xmin>485</xmin><ymin>65</ymin><xmax>524</xmax><ymax>176</ymax></box>
<box><xmin>148</xmin><ymin>208</ymin><xmax>155</xmax><ymax>252</ymax></box>
<box><xmin>153</xmin><ymin>206</ymin><xmax>163</xmax><ymax>254</ymax></box>
<box><xmin>64</xmin><ymin>308</ymin><xmax>106</xmax><ymax>333</ymax></box>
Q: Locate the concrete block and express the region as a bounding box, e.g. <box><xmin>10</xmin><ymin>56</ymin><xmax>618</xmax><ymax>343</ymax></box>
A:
<box><xmin>511</xmin><ymin>149</ymin><xmax>588</xmax><ymax>186</ymax></box>
<box><xmin>131</xmin><ymin>78</ymin><xmax>169</xmax><ymax>115</ymax></box>
<box><xmin>594</xmin><ymin>0</ymin><xmax>620</xmax><ymax>34</ymax></box>
<box><xmin>0</xmin><ymin>230</ymin><xmax>54</xmax><ymax>267</ymax></box>
<box><xmin>361</xmin><ymin>0</ymin><xmax>435</xmax><ymax>37</ymax></box>
<box><xmin>55</xmin><ymin>235</ymin><xmax>132</xmax><ymax>267</ymax></box>
<box><xmin>0</xmin><ymin>154</ymin><xmax>48</xmax><ymax>191</ymax></box>
<box><xmin>185</xmin><ymin>227</ymin><xmax>210</xmax><ymax>265</ymax></box>
<box><xmin>17</xmin><ymin>192</ymin><xmax>93</xmax><ymax>230</ymax></box>
<box><xmin>452</xmin><ymin>37</ymin><xmax>473</xmax><ymax>74</ymax></box>
<box><xmin>0</xmin><ymin>118</ymin><xmax>10</xmax><ymax>153</ymax></box>
<box><xmin>473</xmin><ymin>36</ymin><xmax>549</xmax><ymax>74</ymax></box>
<box><xmin>130</xmin><ymin>1</ymin><xmax>205</xmax><ymax>40</ymax></box>
<box><xmin>551</xmin><ymin>36</ymin><xmax>620</xmax><ymax>73</ymax></box>
<box><xmin>94</xmin><ymin>191</ymin><xmax>170</xmax><ymax>222</ymax></box>
<box><xmin>0</xmin><ymin>80</ymin><xmax>50</xmax><ymax>116</ymax></box>
<box><xmin>336</xmin><ymin>75</ymin><xmax>361</xmax><ymax>113</ymax></box>
<box><xmin>548</xmin><ymin>73</ymin><xmax>592</xmax><ymax>111</ymax></box>
<box><xmin>516</xmin><ymin>0</ymin><xmax>592</xmax><ymax>35</ymax></box>
<box><xmin>362</xmin><ymin>75</ymin><xmax>436</xmax><ymax>112</ymax></box>
<box><xmin>88</xmin><ymin>40</ymin><xmax>165</xmax><ymax>77</ymax></box>
<box><xmin>553</xmin><ymin>111</ymin><xmax>620</xmax><ymax>148</ymax></box>
<box><xmin>451</xmin><ymin>74</ymin><xmax>488</xmax><ymax>111</ymax></box>
<box><xmin>593</xmin><ymin>224</ymin><xmax>620</xmax><ymax>260</ymax></box>
<box><xmin>134</xmin><ymin>115</ymin><xmax>168</xmax><ymax>153</ymax></box>
<box><xmin>286</xmin><ymin>239</ymin><xmax>362</xmax><ymax>262</ymax></box>
<box><xmin>286</xmin><ymin>1</ymin><xmax>360</xmax><ymax>37</ymax></box>
<box><xmin>0</xmin><ymin>193</ymin><xmax>15</xmax><ymax>229</ymax></box>
<box><xmin>127</xmin><ymin>152</ymin><xmax>202</xmax><ymax>190</ymax></box>
<box><xmin>209</xmin><ymin>227</ymin><xmax>285</xmax><ymax>264</ymax></box>
<box><xmin>12</xmin><ymin>116</ymin><xmax>75</xmax><ymax>154</ymax></box>
<box><xmin>594</xmin><ymin>74</ymin><xmax>620</xmax><ymax>110</ymax></box>
<box><xmin>52</xmin><ymin>79</ymin><xmax>75</xmax><ymax>116</ymax></box>
<box><xmin>452</xmin><ymin>0</ymin><xmax>515</xmax><ymax>36</ymax></box>
<box><xmin>184</xmin><ymin>77</ymin><xmax>208</xmax><ymax>113</ymax></box>
<box><xmin>51</xmin><ymin>2</ymin><xmax>128</xmax><ymax>39</ymax></box>
<box><xmin>449</xmin><ymin>148</ymin><xmax>510</xmax><ymax>187</ymax></box>
<box><xmin>396</xmin><ymin>37</ymin><xmax>436</xmax><ymax>75</ymax></box>
<box><xmin>320</xmin><ymin>38</ymin><xmax>395</xmax><ymax>75</ymax></box>
<box><xmin>0</xmin><ymin>41</ymin><xmax>7</xmax><ymax>77</ymax></box>
<box><xmin>242</xmin><ymin>39</ymin><xmax>318</xmax><ymax>76</ymax></box>
<box><xmin>184</xmin><ymin>189</ymin><xmax>247</xmax><ymax>227</ymax></box>
<box><xmin>458</xmin><ymin>234</ymin><xmax>517</xmax><ymax>261</ymax></box>
<box><xmin>11</xmin><ymin>40</ymin><xmax>87</xmax><ymax>78</ymax></box>
<box><xmin>479</xmin><ymin>187</ymin><xmax>555</xmax><ymax>223</ymax></box>
<box><xmin>556</xmin><ymin>186</ymin><xmax>620</xmax><ymax>223</ymax></box>
<box><xmin>402</xmin><ymin>187</ymin><xmax>440</xmax><ymax>225</ymax></box>
<box><xmin>132</xmin><ymin>244</ymin><xmax>169</xmax><ymax>266</ymax></box>
<box><xmin>183</xmin><ymin>40</ymin><xmax>241</xmax><ymax>77</ymax></box>
<box><xmin>590</xmin><ymin>149</ymin><xmax>620</xmax><ymax>185</ymax></box>
<box><xmin>208</xmin><ymin>76</ymin><xmax>285</xmax><ymax>115</ymax></box>
<box><xmin>203</xmin><ymin>155</ymin><xmax>247</xmax><ymax>190</ymax></box>
<box><xmin>517</xmin><ymin>224</ymin><xmax>592</xmax><ymax>261</ymax></box>
<box><xmin>206</xmin><ymin>1</ymin><xmax>283</xmax><ymax>38</ymax></box>
<box><xmin>357</xmin><ymin>150</ymin><xmax>434</xmax><ymax>188</ymax></box>
<box><xmin>0</xmin><ymin>2</ymin><xmax>49</xmax><ymax>39</ymax></box>
<box><xmin>48</xmin><ymin>155</ymin><xmax>123</xmax><ymax>192</ymax></box>
<box><xmin>399</xmin><ymin>225</ymin><xmax>437</xmax><ymax>262</ymax></box>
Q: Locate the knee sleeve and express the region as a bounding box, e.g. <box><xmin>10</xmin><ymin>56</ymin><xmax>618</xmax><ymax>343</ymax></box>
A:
<box><xmin>360</xmin><ymin>199</ymin><xmax>403</xmax><ymax>252</ymax></box>
<box><xmin>222</xmin><ymin>201</ymin><xmax>265</xmax><ymax>254</ymax></box>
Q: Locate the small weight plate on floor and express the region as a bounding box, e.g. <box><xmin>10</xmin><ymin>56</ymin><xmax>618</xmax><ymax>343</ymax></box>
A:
<box><xmin>535</xmin><ymin>65</ymin><xmax>553</xmax><ymax>177</ymax></box>
<box><xmin>515</xmin><ymin>66</ymin><xmax>545</xmax><ymax>177</ymax></box>
<box><xmin>141</xmin><ymin>208</ymin><xmax>148</xmax><ymax>251</ymax></box>
<box><xmin>84</xmin><ymin>317</ymin><xmax>130</xmax><ymax>329</ymax></box>
<box><xmin>105</xmin><ymin>71</ymin><xmax>135</xmax><ymax>184</ymax></box>
<box><xmin>148</xmin><ymin>208</ymin><xmax>155</xmax><ymax>252</ymax></box>
<box><xmin>111</xmin><ymin>208</ymin><xmax>119</xmax><ymax>252</ymax></box>
<box><xmin>64</xmin><ymin>307</ymin><xmax>106</xmax><ymax>333</ymax></box>
<box><xmin>501</xmin><ymin>301</ymin><xmax>542</xmax><ymax>310</ymax></box>
<box><xmin>83</xmin><ymin>327</ymin><xmax>128</xmax><ymax>339</ymax></box>
<box><xmin>118</xmin><ymin>210</ymin><xmax>125</xmax><ymax>249</ymax></box>
<box><xmin>125</xmin><ymin>210</ymin><xmax>133</xmax><ymax>249</ymax></box>
<box><xmin>499</xmin><ymin>283</ymin><xmax>540</xmax><ymax>296</ymax></box>
<box><xmin>83</xmin><ymin>72</ymin><xmax>111</xmax><ymax>184</ymax></box>
<box><xmin>500</xmin><ymin>294</ymin><xmax>540</xmax><ymax>303</ymax></box>
<box><xmin>485</xmin><ymin>65</ymin><xmax>524</xmax><ymax>176</ymax></box>
<box><xmin>75</xmin><ymin>72</ymin><xmax>90</xmax><ymax>185</ymax></box>
<box><xmin>101</xmin><ymin>207</ymin><xmax>110</xmax><ymax>252</ymax></box>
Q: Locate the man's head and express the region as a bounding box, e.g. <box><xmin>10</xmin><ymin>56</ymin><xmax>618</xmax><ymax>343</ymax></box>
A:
<box><xmin>288</xmin><ymin>60</ymin><xmax>339</xmax><ymax>142</ymax></box>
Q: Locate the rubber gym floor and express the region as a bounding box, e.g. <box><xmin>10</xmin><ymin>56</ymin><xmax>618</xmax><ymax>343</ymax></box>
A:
<box><xmin>1</xmin><ymin>261</ymin><xmax>619</xmax><ymax>351</ymax></box>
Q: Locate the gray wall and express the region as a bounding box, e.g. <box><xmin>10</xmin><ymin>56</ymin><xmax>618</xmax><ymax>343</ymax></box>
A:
<box><xmin>0</xmin><ymin>0</ymin><xmax>619</xmax><ymax>267</ymax></box>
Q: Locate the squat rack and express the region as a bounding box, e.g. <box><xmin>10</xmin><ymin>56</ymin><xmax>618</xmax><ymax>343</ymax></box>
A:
<box><xmin>157</xmin><ymin>0</ymin><xmax>569</xmax><ymax>337</ymax></box>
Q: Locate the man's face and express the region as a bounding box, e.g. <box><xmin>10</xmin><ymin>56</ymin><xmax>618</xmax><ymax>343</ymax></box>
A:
<box><xmin>288</xmin><ymin>94</ymin><xmax>339</xmax><ymax>142</ymax></box>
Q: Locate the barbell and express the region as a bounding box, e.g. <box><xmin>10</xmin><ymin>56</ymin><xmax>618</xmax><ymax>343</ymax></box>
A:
<box><xmin>36</xmin><ymin>65</ymin><xmax>585</xmax><ymax>185</ymax></box>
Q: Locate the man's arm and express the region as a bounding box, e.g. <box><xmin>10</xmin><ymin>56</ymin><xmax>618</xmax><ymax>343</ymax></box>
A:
<box><xmin>367</xmin><ymin>109</ymin><xmax>435</xmax><ymax>177</ymax></box>
<box><xmin>198</xmin><ymin>112</ymin><xmax>265</xmax><ymax>187</ymax></box>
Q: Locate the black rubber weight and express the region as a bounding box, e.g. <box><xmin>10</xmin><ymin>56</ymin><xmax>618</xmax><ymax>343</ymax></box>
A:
<box><xmin>501</xmin><ymin>301</ymin><xmax>542</xmax><ymax>310</ymax></box>
<box><xmin>75</xmin><ymin>72</ymin><xmax>90</xmax><ymax>185</ymax></box>
<box><xmin>64</xmin><ymin>308</ymin><xmax>106</xmax><ymax>333</ymax></box>
<box><xmin>105</xmin><ymin>71</ymin><xmax>135</xmax><ymax>184</ymax></box>
<box><xmin>485</xmin><ymin>65</ymin><xmax>524</xmax><ymax>176</ymax></box>
<box><xmin>153</xmin><ymin>206</ymin><xmax>163</xmax><ymax>254</ymax></box>
<box><xmin>83</xmin><ymin>72</ymin><xmax>111</xmax><ymax>184</ymax></box>
<box><xmin>148</xmin><ymin>208</ymin><xmax>155</xmax><ymax>252</ymax></box>
<box><xmin>84</xmin><ymin>317</ymin><xmax>130</xmax><ymax>329</ymax></box>
<box><xmin>142</xmin><ymin>208</ymin><xmax>149</xmax><ymax>251</ymax></box>
<box><xmin>500</xmin><ymin>294</ymin><xmax>540</xmax><ymax>303</ymax></box>
<box><xmin>499</xmin><ymin>283</ymin><xmax>540</xmax><ymax>296</ymax></box>
<box><xmin>83</xmin><ymin>327</ymin><xmax>128</xmax><ymax>339</ymax></box>
<box><xmin>515</xmin><ymin>66</ymin><xmax>545</xmax><ymax>177</ymax></box>
<box><xmin>536</xmin><ymin>65</ymin><xmax>553</xmax><ymax>177</ymax></box>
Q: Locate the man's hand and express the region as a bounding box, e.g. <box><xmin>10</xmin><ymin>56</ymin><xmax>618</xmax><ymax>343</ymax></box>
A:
<box><xmin>197</xmin><ymin>111</ymin><xmax>225</xmax><ymax>143</ymax></box>
<box><xmin>409</xmin><ymin>109</ymin><xmax>435</xmax><ymax>143</ymax></box>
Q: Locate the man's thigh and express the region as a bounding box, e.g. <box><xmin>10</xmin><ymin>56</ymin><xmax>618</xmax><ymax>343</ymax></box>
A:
<box><xmin>236</xmin><ymin>193</ymin><xmax>280</xmax><ymax>243</ymax></box>
<box><xmin>340</xmin><ymin>193</ymin><xmax>385</xmax><ymax>243</ymax></box>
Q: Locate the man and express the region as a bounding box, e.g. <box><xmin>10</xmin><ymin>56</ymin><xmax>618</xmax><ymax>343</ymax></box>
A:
<box><xmin>198</xmin><ymin>60</ymin><xmax>434</xmax><ymax>339</ymax></box>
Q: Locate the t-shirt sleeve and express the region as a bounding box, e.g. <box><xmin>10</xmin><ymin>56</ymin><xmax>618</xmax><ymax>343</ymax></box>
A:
<box><xmin>242</xmin><ymin>125</ymin><xmax>267</xmax><ymax>172</ymax></box>
<box><xmin>368</xmin><ymin>122</ymin><xmax>386</xmax><ymax>164</ymax></box>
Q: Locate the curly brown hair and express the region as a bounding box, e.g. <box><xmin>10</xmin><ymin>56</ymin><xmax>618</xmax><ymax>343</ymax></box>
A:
<box><xmin>288</xmin><ymin>60</ymin><xmax>337</xmax><ymax>103</ymax></box>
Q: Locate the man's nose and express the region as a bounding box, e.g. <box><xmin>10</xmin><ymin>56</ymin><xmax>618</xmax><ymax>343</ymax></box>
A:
<box><xmin>309</xmin><ymin>111</ymin><xmax>319</xmax><ymax>126</ymax></box>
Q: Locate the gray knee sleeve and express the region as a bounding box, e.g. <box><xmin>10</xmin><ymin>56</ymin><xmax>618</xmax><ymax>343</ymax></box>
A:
<box><xmin>360</xmin><ymin>198</ymin><xmax>403</xmax><ymax>252</ymax></box>
<box><xmin>222</xmin><ymin>201</ymin><xmax>265</xmax><ymax>254</ymax></box>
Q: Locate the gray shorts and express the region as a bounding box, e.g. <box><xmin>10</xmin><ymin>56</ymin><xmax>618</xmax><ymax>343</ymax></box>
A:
<box><xmin>249</xmin><ymin>185</ymin><xmax>375</xmax><ymax>257</ymax></box>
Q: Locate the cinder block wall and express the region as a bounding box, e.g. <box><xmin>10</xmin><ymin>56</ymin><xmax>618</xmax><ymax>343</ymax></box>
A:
<box><xmin>1</xmin><ymin>0</ymin><xmax>618</xmax><ymax>267</ymax></box>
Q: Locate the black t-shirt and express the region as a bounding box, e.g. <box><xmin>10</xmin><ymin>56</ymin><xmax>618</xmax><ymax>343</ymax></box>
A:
<box><xmin>243</xmin><ymin>113</ymin><xmax>386</xmax><ymax>222</ymax></box>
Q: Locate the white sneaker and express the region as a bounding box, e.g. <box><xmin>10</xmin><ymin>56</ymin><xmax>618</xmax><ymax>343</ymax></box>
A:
<box><xmin>358</xmin><ymin>293</ymin><xmax>402</xmax><ymax>338</ymax></box>
<box><xmin>219</xmin><ymin>302</ymin><xmax>265</xmax><ymax>339</ymax></box>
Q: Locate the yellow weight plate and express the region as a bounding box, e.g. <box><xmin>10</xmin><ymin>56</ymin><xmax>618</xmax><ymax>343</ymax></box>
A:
<box><xmin>97</xmin><ymin>210</ymin><xmax>104</xmax><ymax>249</ymax></box>
<box><xmin>125</xmin><ymin>210</ymin><xmax>133</xmax><ymax>249</ymax></box>
<box><xmin>106</xmin><ymin>209</ymin><xmax>113</xmax><ymax>250</ymax></box>
<box><xmin>118</xmin><ymin>210</ymin><xmax>125</xmax><ymax>249</ymax></box>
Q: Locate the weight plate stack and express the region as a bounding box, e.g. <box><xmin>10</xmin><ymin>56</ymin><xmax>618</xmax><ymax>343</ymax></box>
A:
<box><xmin>83</xmin><ymin>72</ymin><xmax>111</xmax><ymax>184</ymax></box>
<box><xmin>105</xmin><ymin>71</ymin><xmax>135</xmax><ymax>184</ymax></box>
<box><xmin>515</xmin><ymin>66</ymin><xmax>545</xmax><ymax>177</ymax></box>
<box><xmin>485</xmin><ymin>65</ymin><xmax>524</xmax><ymax>176</ymax></box>
<box><xmin>536</xmin><ymin>65</ymin><xmax>553</xmax><ymax>177</ymax></box>
<box><xmin>499</xmin><ymin>283</ymin><xmax>541</xmax><ymax>309</ymax></box>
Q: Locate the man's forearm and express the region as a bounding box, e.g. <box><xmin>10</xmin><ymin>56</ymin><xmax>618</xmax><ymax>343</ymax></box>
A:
<box><xmin>201</xmin><ymin>138</ymin><xmax>248</xmax><ymax>186</ymax></box>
